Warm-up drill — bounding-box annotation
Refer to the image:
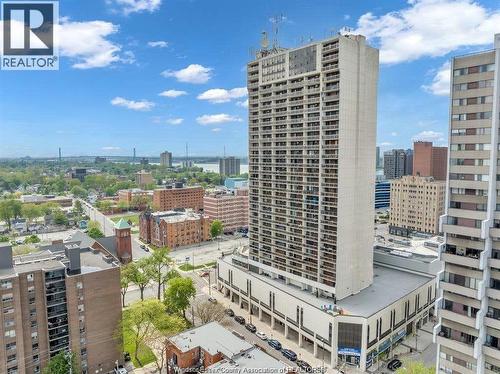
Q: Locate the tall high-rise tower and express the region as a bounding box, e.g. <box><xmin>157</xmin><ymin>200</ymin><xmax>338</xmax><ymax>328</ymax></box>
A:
<box><xmin>436</xmin><ymin>34</ymin><xmax>500</xmax><ymax>374</ymax></box>
<box><xmin>247</xmin><ymin>34</ymin><xmax>379</xmax><ymax>300</ymax></box>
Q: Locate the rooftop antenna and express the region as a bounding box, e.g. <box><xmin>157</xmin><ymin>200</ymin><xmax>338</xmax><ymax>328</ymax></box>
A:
<box><xmin>260</xmin><ymin>31</ymin><xmax>269</xmax><ymax>50</ymax></box>
<box><xmin>269</xmin><ymin>14</ymin><xmax>284</xmax><ymax>49</ymax></box>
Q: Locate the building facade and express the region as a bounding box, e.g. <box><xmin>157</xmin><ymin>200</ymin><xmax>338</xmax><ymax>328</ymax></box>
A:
<box><xmin>160</xmin><ymin>151</ymin><xmax>173</xmax><ymax>168</ymax></box>
<box><xmin>135</xmin><ymin>170</ymin><xmax>153</xmax><ymax>188</ymax></box>
<box><xmin>219</xmin><ymin>157</ymin><xmax>241</xmax><ymax>176</ymax></box>
<box><xmin>247</xmin><ymin>34</ymin><xmax>378</xmax><ymax>301</ymax></box>
<box><xmin>384</xmin><ymin>149</ymin><xmax>413</xmax><ymax>180</ymax></box>
<box><xmin>389</xmin><ymin>175</ymin><xmax>446</xmax><ymax>236</ymax></box>
<box><xmin>152</xmin><ymin>185</ymin><xmax>204</xmax><ymax>212</ymax></box>
<box><xmin>375</xmin><ymin>180</ymin><xmax>390</xmax><ymax>210</ymax></box>
<box><xmin>139</xmin><ymin>210</ymin><xmax>210</xmax><ymax>248</ymax></box>
<box><xmin>413</xmin><ymin>141</ymin><xmax>448</xmax><ymax>181</ymax></box>
<box><xmin>203</xmin><ymin>189</ymin><xmax>249</xmax><ymax>233</ymax></box>
<box><xmin>435</xmin><ymin>34</ymin><xmax>500</xmax><ymax>374</ymax></box>
<box><xmin>0</xmin><ymin>243</ymin><xmax>122</xmax><ymax>374</ymax></box>
<box><xmin>117</xmin><ymin>188</ymin><xmax>152</xmax><ymax>207</ymax></box>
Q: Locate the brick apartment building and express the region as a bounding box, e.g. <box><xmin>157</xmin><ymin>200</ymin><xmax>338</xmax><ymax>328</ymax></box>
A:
<box><xmin>117</xmin><ymin>188</ymin><xmax>153</xmax><ymax>206</ymax></box>
<box><xmin>139</xmin><ymin>210</ymin><xmax>210</xmax><ymax>249</ymax></box>
<box><xmin>135</xmin><ymin>170</ymin><xmax>153</xmax><ymax>188</ymax></box>
<box><xmin>203</xmin><ymin>189</ymin><xmax>248</xmax><ymax>233</ymax></box>
<box><xmin>152</xmin><ymin>185</ymin><xmax>204</xmax><ymax>212</ymax></box>
<box><xmin>389</xmin><ymin>175</ymin><xmax>446</xmax><ymax>236</ymax></box>
<box><xmin>413</xmin><ymin>141</ymin><xmax>448</xmax><ymax>181</ymax></box>
<box><xmin>0</xmin><ymin>239</ymin><xmax>123</xmax><ymax>374</ymax></box>
<box><xmin>166</xmin><ymin>322</ymin><xmax>290</xmax><ymax>373</ymax></box>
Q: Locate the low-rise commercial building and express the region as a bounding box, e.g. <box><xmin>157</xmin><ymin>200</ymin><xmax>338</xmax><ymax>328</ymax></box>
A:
<box><xmin>217</xmin><ymin>248</ymin><xmax>438</xmax><ymax>372</ymax></box>
<box><xmin>166</xmin><ymin>322</ymin><xmax>291</xmax><ymax>373</ymax></box>
<box><xmin>0</xmin><ymin>240</ymin><xmax>123</xmax><ymax>374</ymax></box>
<box><xmin>203</xmin><ymin>189</ymin><xmax>248</xmax><ymax>233</ymax></box>
<box><xmin>139</xmin><ymin>210</ymin><xmax>210</xmax><ymax>248</ymax></box>
<box><xmin>224</xmin><ymin>177</ymin><xmax>249</xmax><ymax>190</ymax></box>
<box><xmin>389</xmin><ymin>175</ymin><xmax>445</xmax><ymax>236</ymax></box>
<box><xmin>19</xmin><ymin>195</ymin><xmax>73</xmax><ymax>207</ymax></box>
<box><xmin>152</xmin><ymin>184</ymin><xmax>204</xmax><ymax>212</ymax></box>
<box><xmin>117</xmin><ymin>188</ymin><xmax>153</xmax><ymax>206</ymax></box>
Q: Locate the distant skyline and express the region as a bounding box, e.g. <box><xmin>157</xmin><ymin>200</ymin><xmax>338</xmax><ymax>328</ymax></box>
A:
<box><xmin>1</xmin><ymin>0</ymin><xmax>500</xmax><ymax>157</ymax></box>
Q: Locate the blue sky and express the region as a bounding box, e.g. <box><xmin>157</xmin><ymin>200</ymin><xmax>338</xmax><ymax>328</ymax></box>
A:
<box><xmin>1</xmin><ymin>0</ymin><xmax>500</xmax><ymax>158</ymax></box>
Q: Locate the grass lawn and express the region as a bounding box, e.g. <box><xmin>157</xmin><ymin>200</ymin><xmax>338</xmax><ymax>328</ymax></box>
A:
<box><xmin>12</xmin><ymin>245</ymin><xmax>40</xmax><ymax>256</ymax></box>
<box><xmin>111</xmin><ymin>214</ymin><xmax>140</xmax><ymax>226</ymax></box>
<box><xmin>122</xmin><ymin>312</ymin><xmax>156</xmax><ymax>368</ymax></box>
<box><xmin>178</xmin><ymin>261</ymin><xmax>216</xmax><ymax>271</ymax></box>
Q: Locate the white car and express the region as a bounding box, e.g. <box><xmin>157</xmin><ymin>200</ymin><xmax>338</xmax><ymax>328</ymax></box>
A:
<box><xmin>114</xmin><ymin>369</ymin><xmax>127</xmax><ymax>374</ymax></box>
<box><xmin>256</xmin><ymin>331</ymin><xmax>267</xmax><ymax>340</ymax></box>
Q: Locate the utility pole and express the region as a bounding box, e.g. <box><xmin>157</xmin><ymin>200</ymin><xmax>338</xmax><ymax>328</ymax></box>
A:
<box><xmin>208</xmin><ymin>271</ymin><xmax>212</xmax><ymax>296</ymax></box>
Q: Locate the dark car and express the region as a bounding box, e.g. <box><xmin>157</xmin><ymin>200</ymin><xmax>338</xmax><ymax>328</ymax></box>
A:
<box><xmin>245</xmin><ymin>323</ymin><xmax>257</xmax><ymax>333</ymax></box>
<box><xmin>388</xmin><ymin>359</ymin><xmax>403</xmax><ymax>371</ymax></box>
<box><xmin>296</xmin><ymin>360</ymin><xmax>311</xmax><ymax>371</ymax></box>
<box><xmin>234</xmin><ymin>315</ymin><xmax>245</xmax><ymax>325</ymax></box>
<box><xmin>281</xmin><ymin>348</ymin><xmax>297</xmax><ymax>361</ymax></box>
<box><xmin>267</xmin><ymin>339</ymin><xmax>282</xmax><ymax>350</ymax></box>
<box><xmin>225</xmin><ymin>308</ymin><xmax>235</xmax><ymax>317</ymax></box>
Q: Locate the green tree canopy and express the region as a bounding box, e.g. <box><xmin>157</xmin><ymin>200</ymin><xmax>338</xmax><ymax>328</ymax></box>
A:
<box><xmin>395</xmin><ymin>361</ymin><xmax>434</xmax><ymax>374</ymax></box>
<box><xmin>163</xmin><ymin>277</ymin><xmax>196</xmax><ymax>317</ymax></box>
<box><xmin>43</xmin><ymin>351</ymin><xmax>78</xmax><ymax>374</ymax></box>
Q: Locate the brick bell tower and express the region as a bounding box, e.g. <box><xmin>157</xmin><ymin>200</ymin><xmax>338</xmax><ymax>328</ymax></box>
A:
<box><xmin>114</xmin><ymin>218</ymin><xmax>132</xmax><ymax>264</ymax></box>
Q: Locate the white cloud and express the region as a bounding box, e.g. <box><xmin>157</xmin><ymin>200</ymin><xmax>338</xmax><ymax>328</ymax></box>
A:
<box><xmin>197</xmin><ymin>87</ymin><xmax>247</xmax><ymax>103</ymax></box>
<box><xmin>159</xmin><ymin>90</ymin><xmax>187</xmax><ymax>98</ymax></box>
<box><xmin>58</xmin><ymin>19</ymin><xmax>127</xmax><ymax>69</ymax></box>
<box><xmin>166</xmin><ymin>118</ymin><xmax>184</xmax><ymax>125</ymax></box>
<box><xmin>391</xmin><ymin>132</ymin><xmax>398</xmax><ymax>137</ymax></box>
<box><xmin>148</xmin><ymin>40</ymin><xmax>168</xmax><ymax>48</ymax></box>
<box><xmin>412</xmin><ymin>130</ymin><xmax>445</xmax><ymax>143</ymax></box>
<box><xmin>108</xmin><ymin>0</ymin><xmax>161</xmax><ymax>15</ymax></box>
<box><xmin>378</xmin><ymin>142</ymin><xmax>393</xmax><ymax>147</ymax></box>
<box><xmin>344</xmin><ymin>14</ymin><xmax>351</xmax><ymax>20</ymax></box>
<box><xmin>422</xmin><ymin>61</ymin><xmax>451</xmax><ymax>96</ymax></box>
<box><xmin>236</xmin><ymin>99</ymin><xmax>249</xmax><ymax>108</ymax></box>
<box><xmin>102</xmin><ymin>146</ymin><xmax>121</xmax><ymax>151</ymax></box>
<box><xmin>111</xmin><ymin>97</ymin><xmax>155</xmax><ymax>111</ymax></box>
<box><xmin>355</xmin><ymin>0</ymin><xmax>500</xmax><ymax>64</ymax></box>
<box><xmin>161</xmin><ymin>64</ymin><xmax>213</xmax><ymax>84</ymax></box>
<box><xmin>196</xmin><ymin>114</ymin><xmax>242</xmax><ymax>125</ymax></box>
<box><xmin>211</xmin><ymin>128</ymin><xmax>222</xmax><ymax>132</ymax></box>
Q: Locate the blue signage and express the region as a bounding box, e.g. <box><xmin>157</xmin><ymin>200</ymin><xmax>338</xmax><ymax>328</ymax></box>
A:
<box><xmin>338</xmin><ymin>347</ymin><xmax>361</xmax><ymax>357</ymax></box>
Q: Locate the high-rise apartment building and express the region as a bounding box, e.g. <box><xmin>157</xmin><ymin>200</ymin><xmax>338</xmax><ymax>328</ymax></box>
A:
<box><xmin>247</xmin><ymin>34</ymin><xmax>378</xmax><ymax>300</ymax></box>
<box><xmin>376</xmin><ymin>146</ymin><xmax>381</xmax><ymax>169</ymax></box>
<box><xmin>389</xmin><ymin>175</ymin><xmax>445</xmax><ymax>236</ymax></box>
<box><xmin>219</xmin><ymin>157</ymin><xmax>241</xmax><ymax>176</ymax></box>
<box><xmin>160</xmin><ymin>151</ymin><xmax>173</xmax><ymax>167</ymax></box>
<box><xmin>435</xmin><ymin>34</ymin><xmax>500</xmax><ymax>374</ymax></box>
<box><xmin>383</xmin><ymin>149</ymin><xmax>413</xmax><ymax>180</ymax></box>
<box><xmin>413</xmin><ymin>141</ymin><xmax>448</xmax><ymax>181</ymax></box>
<box><xmin>0</xmin><ymin>242</ymin><xmax>122</xmax><ymax>374</ymax></box>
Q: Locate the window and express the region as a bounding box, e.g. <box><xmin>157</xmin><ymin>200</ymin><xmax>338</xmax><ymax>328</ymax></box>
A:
<box><xmin>1</xmin><ymin>280</ymin><xmax>12</xmax><ymax>289</ymax></box>
<box><xmin>4</xmin><ymin>329</ymin><xmax>15</xmax><ymax>338</ymax></box>
<box><xmin>2</xmin><ymin>293</ymin><xmax>13</xmax><ymax>302</ymax></box>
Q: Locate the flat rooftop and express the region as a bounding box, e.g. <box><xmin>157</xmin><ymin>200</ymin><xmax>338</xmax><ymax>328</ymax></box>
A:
<box><xmin>151</xmin><ymin>210</ymin><xmax>204</xmax><ymax>223</ymax></box>
<box><xmin>207</xmin><ymin>346</ymin><xmax>289</xmax><ymax>372</ymax></box>
<box><xmin>169</xmin><ymin>322</ymin><xmax>252</xmax><ymax>357</ymax></box>
<box><xmin>221</xmin><ymin>255</ymin><xmax>433</xmax><ymax>318</ymax></box>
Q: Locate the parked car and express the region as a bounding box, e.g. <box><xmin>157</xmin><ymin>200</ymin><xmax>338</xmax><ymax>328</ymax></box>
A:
<box><xmin>281</xmin><ymin>348</ymin><xmax>297</xmax><ymax>361</ymax></box>
<box><xmin>208</xmin><ymin>296</ymin><xmax>217</xmax><ymax>303</ymax></box>
<box><xmin>200</xmin><ymin>271</ymin><xmax>209</xmax><ymax>277</ymax></box>
<box><xmin>296</xmin><ymin>360</ymin><xmax>312</xmax><ymax>371</ymax></box>
<box><xmin>225</xmin><ymin>308</ymin><xmax>235</xmax><ymax>317</ymax></box>
<box><xmin>388</xmin><ymin>359</ymin><xmax>403</xmax><ymax>371</ymax></box>
<box><xmin>140</xmin><ymin>244</ymin><xmax>145</xmax><ymax>249</ymax></box>
<box><xmin>123</xmin><ymin>352</ymin><xmax>131</xmax><ymax>362</ymax></box>
<box><xmin>256</xmin><ymin>331</ymin><xmax>267</xmax><ymax>340</ymax></box>
<box><xmin>267</xmin><ymin>339</ymin><xmax>282</xmax><ymax>350</ymax></box>
<box><xmin>114</xmin><ymin>368</ymin><xmax>127</xmax><ymax>374</ymax></box>
<box><xmin>234</xmin><ymin>315</ymin><xmax>245</xmax><ymax>324</ymax></box>
<box><xmin>245</xmin><ymin>323</ymin><xmax>257</xmax><ymax>333</ymax></box>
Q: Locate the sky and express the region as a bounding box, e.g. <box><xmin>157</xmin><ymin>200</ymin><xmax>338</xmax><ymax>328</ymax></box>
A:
<box><xmin>1</xmin><ymin>0</ymin><xmax>500</xmax><ymax>158</ymax></box>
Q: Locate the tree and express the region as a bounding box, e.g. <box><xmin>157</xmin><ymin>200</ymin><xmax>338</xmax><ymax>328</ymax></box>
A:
<box><xmin>22</xmin><ymin>203</ymin><xmax>41</xmax><ymax>224</ymax></box>
<box><xmin>193</xmin><ymin>299</ymin><xmax>228</xmax><ymax>325</ymax></box>
<box><xmin>145</xmin><ymin>247</ymin><xmax>173</xmax><ymax>300</ymax></box>
<box><xmin>39</xmin><ymin>202</ymin><xmax>58</xmax><ymax>216</ymax></box>
<box><xmin>120</xmin><ymin>264</ymin><xmax>135</xmax><ymax>308</ymax></box>
<box><xmin>395</xmin><ymin>361</ymin><xmax>434</xmax><ymax>374</ymax></box>
<box><xmin>131</xmin><ymin>195</ymin><xmax>152</xmax><ymax>211</ymax></box>
<box><xmin>97</xmin><ymin>199</ymin><xmax>113</xmax><ymax>212</ymax></box>
<box><xmin>73</xmin><ymin>200</ymin><xmax>83</xmax><ymax>216</ymax></box>
<box><xmin>163</xmin><ymin>277</ymin><xmax>196</xmax><ymax>318</ymax></box>
<box><xmin>121</xmin><ymin>299</ymin><xmax>165</xmax><ymax>367</ymax></box>
<box><xmin>43</xmin><ymin>351</ymin><xmax>78</xmax><ymax>374</ymax></box>
<box><xmin>52</xmin><ymin>209</ymin><xmax>68</xmax><ymax>226</ymax></box>
<box><xmin>87</xmin><ymin>220</ymin><xmax>104</xmax><ymax>239</ymax></box>
<box><xmin>0</xmin><ymin>200</ymin><xmax>15</xmax><ymax>230</ymax></box>
<box><xmin>128</xmin><ymin>259</ymin><xmax>151</xmax><ymax>301</ymax></box>
<box><xmin>210</xmin><ymin>219</ymin><xmax>224</xmax><ymax>251</ymax></box>
<box><xmin>70</xmin><ymin>185</ymin><xmax>88</xmax><ymax>199</ymax></box>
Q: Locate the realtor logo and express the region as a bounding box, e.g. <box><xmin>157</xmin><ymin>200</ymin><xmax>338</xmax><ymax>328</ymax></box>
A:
<box><xmin>1</xmin><ymin>1</ymin><xmax>59</xmax><ymax>70</ymax></box>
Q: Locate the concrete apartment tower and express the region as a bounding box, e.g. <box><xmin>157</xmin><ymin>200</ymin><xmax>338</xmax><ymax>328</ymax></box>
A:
<box><xmin>247</xmin><ymin>34</ymin><xmax>379</xmax><ymax>301</ymax></box>
<box><xmin>435</xmin><ymin>34</ymin><xmax>500</xmax><ymax>374</ymax></box>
